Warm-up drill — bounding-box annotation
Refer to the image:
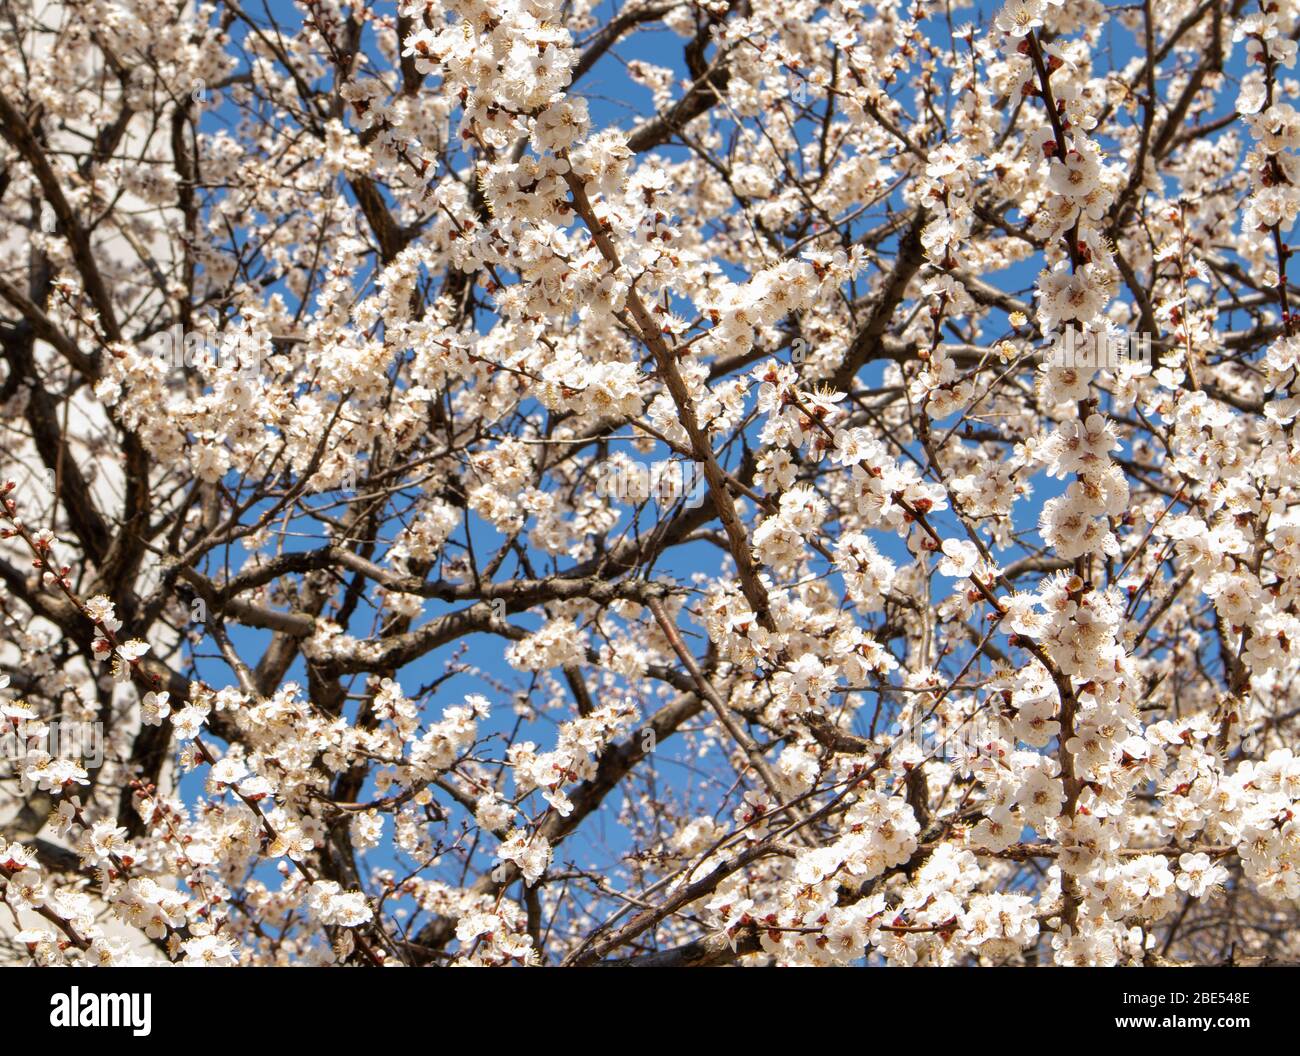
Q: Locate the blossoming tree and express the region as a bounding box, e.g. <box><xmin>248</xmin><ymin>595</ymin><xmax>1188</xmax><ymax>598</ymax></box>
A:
<box><xmin>1</xmin><ymin>0</ymin><xmax>1299</xmax><ymax>967</ymax></box>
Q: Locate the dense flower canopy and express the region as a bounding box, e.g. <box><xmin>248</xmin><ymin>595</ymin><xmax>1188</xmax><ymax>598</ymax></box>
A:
<box><xmin>1</xmin><ymin>0</ymin><xmax>1299</xmax><ymax>967</ymax></box>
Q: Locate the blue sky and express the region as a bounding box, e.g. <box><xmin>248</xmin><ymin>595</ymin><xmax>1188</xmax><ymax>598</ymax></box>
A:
<box><xmin>166</xmin><ymin>0</ymin><xmax>1253</xmax><ymax>946</ymax></box>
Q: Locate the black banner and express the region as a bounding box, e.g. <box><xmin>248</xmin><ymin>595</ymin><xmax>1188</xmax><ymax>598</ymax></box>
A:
<box><xmin>3</xmin><ymin>966</ymin><xmax>1288</xmax><ymax>1043</ymax></box>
